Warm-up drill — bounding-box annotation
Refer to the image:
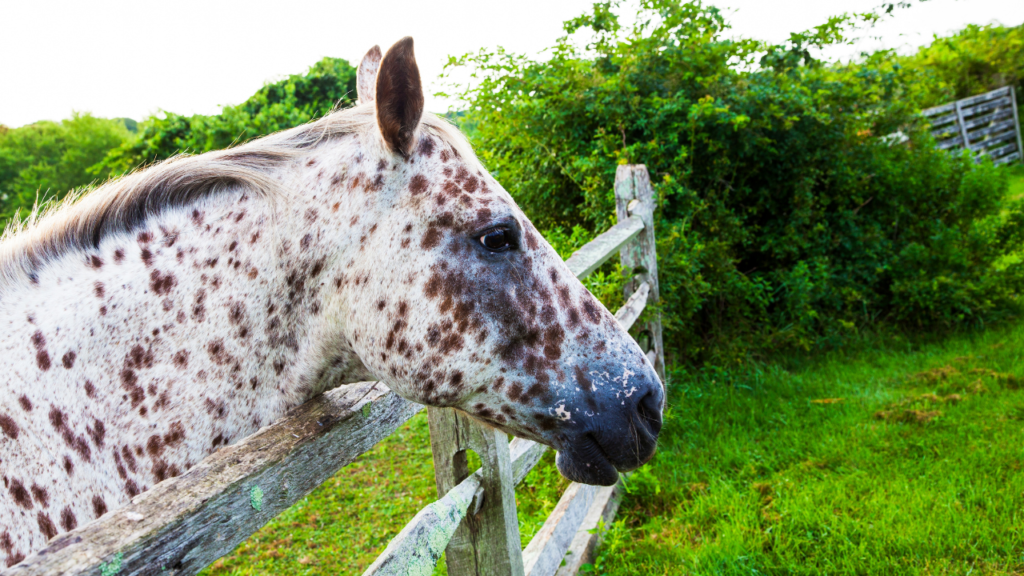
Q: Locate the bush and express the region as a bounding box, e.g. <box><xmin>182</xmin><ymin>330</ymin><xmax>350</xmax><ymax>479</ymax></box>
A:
<box><xmin>443</xmin><ymin>0</ymin><xmax>1023</xmax><ymax>365</ymax></box>
<box><xmin>894</xmin><ymin>22</ymin><xmax>1024</xmax><ymax>109</ymax></box>
<box><xmin>0</xmin><ymin>113</ymin><xmax>132</xmax><ymax>223</ymax></box>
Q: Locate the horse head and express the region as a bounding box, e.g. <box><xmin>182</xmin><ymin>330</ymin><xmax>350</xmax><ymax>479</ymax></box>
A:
<box><xmin>338</xmin><ymin>38</ymin><xmax>664</xmax><ymax>485</ymax></box>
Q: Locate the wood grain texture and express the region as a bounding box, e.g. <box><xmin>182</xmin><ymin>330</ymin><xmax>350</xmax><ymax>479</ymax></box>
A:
<box><xmin>428</xmin><ymin>408</ymin><xmax>525</xmax><ymax>576</ymax></box>
<box><xmin>552</xmin><ymin>483</ymin><xmax>624</xmax><ymax>576</ymax></box>
<box><xmin>509</xmin><ymin>438</ymin><xmax>548</xmax><ymax>487</ymax></box>
<box><xmin>5</xmin><ymin>382</ymin><xmax>421</xmax><ymax>576</ymax></box>
<box><xmin>563</xmin><ymin>216</ymin><xmax>644</xmax><ymax>279</ymax></box>
<box><xmin>361</xmin><ymin>471</ymin><xmax>482</xmax><ymax>576</ymax></box>
<box><xmin>614</xmin><ymin>165</ymin><xmax>665</xmax><ymax>380</ymax></box>
<box><xmin>521</xmin><ymin>483</ymin><xmax>595</xmax><ymax>576</ymax></box>
<box><xmin>613</xmin><ymin>281</ymin><xmax>649</xmax><ymax>332</ymax></box>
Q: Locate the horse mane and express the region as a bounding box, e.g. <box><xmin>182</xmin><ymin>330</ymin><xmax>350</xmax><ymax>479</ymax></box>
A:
<box><xmin>0</xmin><ymin>103</ymin><xmax>477</xmax><ymax>287</ymax></box>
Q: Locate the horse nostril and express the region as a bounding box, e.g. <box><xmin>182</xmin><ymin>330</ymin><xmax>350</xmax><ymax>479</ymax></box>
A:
<box><xmin>636</xmin><ymin>390</ymin><xmax>663</xmax><ymax>437</ymax></box>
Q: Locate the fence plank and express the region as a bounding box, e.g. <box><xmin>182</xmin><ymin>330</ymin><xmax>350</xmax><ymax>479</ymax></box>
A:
<box><xmin>521</xmin><ymin>483</ymin><xmax>595</xmax><ymax>576</ymax></box>
<box><xmin>509</xmin><ymin>438</ymin><xmax>548</xmax><ymax>487</ymax></box>
<box><xmin>1012</xmin><ymin>86</ymin><xmax>1023</xmax><ymax>164</ymax></box>
<box><xmin>957</xmin><ymin>86</ymin><xmax>1011</xmax><ymax>109</ymax></box>
<box><xmin>962</xmin><ymin>107</ymin><xmax>1014</xmax><ymax>131</ymax></box>
<box><xmin>968</xmin><ymin>129</ymin><xmax>1018</xmax><ymax>152</ymax></box>
<box><xmin>983</xmin><ymin>142</ymin><xmax>1019</xmax><ymax>160</ymax></box>
<box><xmin>961</xmin><ymin>95</ymin><xmax>1013</xmax><ymax>118</ymax></box>
<box><xmin>428</xmin><ymin>408</ymin><xmax>525</xmax><ymax>576</ymax></box>
<box><xmin>955</xmin><ymin>101</ymin><xmax>971</xmax><ymax>148</ymax></box>
<box><xmin>922</xmin><ymin>101</ymin><xmax>956</xmax><ymax>117</ymax></box>
<box><xmin>613</xmin><ymin>281</ymin><xmax>650</xmax><ymax>331</ymax></box>
<box><xmin>7</xmin><ymin>382</ymin><xmax>420</xmax><ymax>576</ymax></box>
<box><xmin>552</xmin><ymin>483</ymin><xmax>625</xmax><ymax>576</ymax></box>
<box><xmin>936</xmin><ymin>135</ymin><xmax>964</xmax><ymax>150</ymax></box>
<box><xmin>966</xmin><ymin>118</ymin><xmax>1017</xmax><ymax>141</ymax></box>
<box><xmin>362</xmin><ymin>470</ymin><xmax>482</xmax><ymax>576</ymax></box>
<box><xmin>564</xmin><ymin>216</ymin><xmax>644</xmax><ymax>279</ymax></box>
<box><xmin>996</xmin><ymin>151</ymin><xmax>1022</xmax><ymax>165</ymax></box>
<box><xmin>614</xmin><ymin>165</ymin><xmax>665</xmax><ymax>380</ymax></box>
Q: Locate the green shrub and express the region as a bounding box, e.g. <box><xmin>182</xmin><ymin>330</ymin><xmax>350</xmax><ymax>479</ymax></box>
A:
<box><xmin>894</xmin><ymin>22</ymin><xmax>1024</xmax><ymax>109</ymax></box>
<box><xmin>0</xmin><ymin>113</ymin><xmax>132</xmax><ymax>223</ymax></box>
<box><xmin>443</xmin><ymin>0</ymin><xmax>1022</xmax><ymax>365</ymax></box>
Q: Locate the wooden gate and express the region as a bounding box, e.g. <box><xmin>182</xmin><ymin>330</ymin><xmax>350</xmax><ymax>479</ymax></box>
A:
<box><xmin>6</xmin><ymin>165</ymin><xmax>664</xmax><ymax>576</ymax></box>
<box><xmin>923</xmin><ymin>85</ymin><xmax>1023</xmax><ymax>165</ymax></box>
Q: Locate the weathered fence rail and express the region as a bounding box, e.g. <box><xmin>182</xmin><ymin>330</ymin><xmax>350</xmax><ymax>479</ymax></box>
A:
<box><xmin>6</xmin><ymin>165</ymin><xmax>663</xmax><ymax>576</ymax></box>
<box><xmin>923</xmin><ymin>85</ymin><xmax>1023</xmax><ymax>165</ymax></box>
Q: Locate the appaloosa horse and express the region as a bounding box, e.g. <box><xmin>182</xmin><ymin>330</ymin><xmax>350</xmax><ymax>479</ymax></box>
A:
<box><xmin>0</xmin><ymin>38</ymin><xmax>663</xmax><ymax>566</ymax></box>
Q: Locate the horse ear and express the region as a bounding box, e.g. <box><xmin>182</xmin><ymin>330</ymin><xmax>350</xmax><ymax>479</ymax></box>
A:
<box><xmin>357</xmin><ymin>45</ymin><xmax>382</xmax><ymax>104</ymax></box>
<box><xmin>375</xmin><ymin>37</ymin><xmax>424</xmax><ymax>158</ymax></box>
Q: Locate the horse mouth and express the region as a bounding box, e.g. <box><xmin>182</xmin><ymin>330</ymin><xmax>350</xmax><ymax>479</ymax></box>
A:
<box><xmin>555</xmin><ymin>433</ymin><xmax>620</xmax><ymax>486</ymax></box>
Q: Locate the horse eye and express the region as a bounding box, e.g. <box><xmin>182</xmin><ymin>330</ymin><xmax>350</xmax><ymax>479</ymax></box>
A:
<box><xmin>480</xmin><ymin>229</ymin><xmax>511</xmax><ymax>251</ymax></box>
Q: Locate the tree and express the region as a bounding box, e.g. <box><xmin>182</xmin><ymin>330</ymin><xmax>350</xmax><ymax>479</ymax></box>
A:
<box><xmin>0</xmin><ymin>113</ymin><xmax>132</xmax><ymax>223</ymax></box>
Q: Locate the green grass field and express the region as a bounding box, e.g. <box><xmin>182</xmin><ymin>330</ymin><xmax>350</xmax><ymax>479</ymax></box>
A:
<box><xmin>203</xmin><ymin>164</ymin><xmax>1024</xmax><ymax>576</ymax></box>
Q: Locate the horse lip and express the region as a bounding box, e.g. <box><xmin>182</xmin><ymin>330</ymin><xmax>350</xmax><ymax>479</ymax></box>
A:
<box><xmin>555</xmin><ymin>432</ymin><xmax>620</xmax><ymax>486</ymax></box>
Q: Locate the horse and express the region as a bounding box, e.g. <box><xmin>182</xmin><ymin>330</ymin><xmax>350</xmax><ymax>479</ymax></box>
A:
<box><xmin>0</xmin><ymin>37</ymin><xmax>663</xmax><ymax>566</ymax></box>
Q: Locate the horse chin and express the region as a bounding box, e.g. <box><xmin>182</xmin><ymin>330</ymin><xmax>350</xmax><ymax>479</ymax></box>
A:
<box><xmin>555</xmin><ymin>439</ymin><xmax>620</xmax><ymax>487</ymax></box>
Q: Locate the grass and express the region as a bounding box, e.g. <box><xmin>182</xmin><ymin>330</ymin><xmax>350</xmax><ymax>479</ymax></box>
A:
<box><xmin>204</xmin><ymin>321</ymin><xmax>1024</xmax><ymax>576</ymax></box>
<box><xmin>1006</xmin><ymin>163</ymin><xmax>1024</xmax><ymax>202</ymax></box>
<box><xmin>595</xmin><ymin>323</ymin><xmax>1024</xmax><ymax>575</ymax></box>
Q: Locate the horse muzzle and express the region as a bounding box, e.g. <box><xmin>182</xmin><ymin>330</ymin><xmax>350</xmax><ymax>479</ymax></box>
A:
<box><xmin>554</xmin><ymin>369</ymin><xmax>664</xmax><ymax>486</ymax></box>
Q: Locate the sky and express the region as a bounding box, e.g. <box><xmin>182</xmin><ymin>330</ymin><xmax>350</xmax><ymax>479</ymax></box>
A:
<box><xmin>1</xmin><ymin>0</ymin><xmax>1022</xmax><ymax>128</ymax></box>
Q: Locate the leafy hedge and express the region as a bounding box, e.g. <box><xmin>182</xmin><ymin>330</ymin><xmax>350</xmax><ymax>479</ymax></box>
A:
<box><xmin>443</xmin><ymin>0</ymin><xmax>1024</xmax><ymax>364</ymax></box>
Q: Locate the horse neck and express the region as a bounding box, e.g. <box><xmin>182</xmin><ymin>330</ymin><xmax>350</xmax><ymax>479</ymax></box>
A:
<box><xmin>0</xmin><ymin>148</ymin><xmax>376</xmax><ymax>446</ymax></box>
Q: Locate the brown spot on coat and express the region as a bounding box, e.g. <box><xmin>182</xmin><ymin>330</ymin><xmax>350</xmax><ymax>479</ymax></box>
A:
<box><xmin>409</xmin><ymin>174</ymin><xmax>429</xmax><ymax>195</ymax></box>
<box><xmin>17</xmin><ymin>395</ymin><xmax>32</xmax><ymax>411</ymax></box>
<box><xmin>61</xmin><ymin>351</ymin><xmax>76</xmax><ymax>369</ymax></box>
<box><xmin>31</xmin><ymin>331</ymin><xmax>50</xmax><ymax>371</ymax></box>
<box><xmin>60</xmin><ymin>507</ymin><xmax>77</xmax><ymax>531</ymax></box>
<box><xmin>9</xmin><ymin>479</ymin><xmax>31</xmax><ymax>509</ymax></box>
<box><xmin>92</xmin><ymin>495</ymin><xmax>108</xmax><ymax>518</ymax></box>
<box><xmin>30</xmin><ymin>484</ymin><xmax>48</xmax><ymax>507</ymax></box>
<box><xmin>0</xmin><ymin>415</ymin><xmax>18</xmax><ymax>439</ymax></box>
<box><xmin>150</xmin><ymin>269</ymin><xmax>176</xmax><ymax>295</ymax></box>
<box><xmin>36</xmin><ymin>512</ymin><xmax>57</xmax><ymax>540</ymax></box>
<box><xmin>421</xmin><ymin>227</ymin><xmax>442</xmax><ymax>249</ymax></box>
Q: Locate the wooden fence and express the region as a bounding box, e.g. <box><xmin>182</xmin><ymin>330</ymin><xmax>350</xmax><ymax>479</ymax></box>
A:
<box><xmin>6</xmin><ymin>164</ymin><xmax>664</xmax><ymax>576</ymax></box>
<box><xmin>922</xmin><ymin>85</ymin><xmax>1023</xmax><ymax>165</ymax></box>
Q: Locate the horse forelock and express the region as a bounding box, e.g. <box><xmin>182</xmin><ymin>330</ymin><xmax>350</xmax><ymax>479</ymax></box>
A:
<box><xmin>0</xmin><ymin>104</ymin><xmax>476</xmax><ymax>290</ymax></box>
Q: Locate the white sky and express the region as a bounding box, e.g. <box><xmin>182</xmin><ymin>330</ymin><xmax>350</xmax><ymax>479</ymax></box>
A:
<box><xmin>1</xmin><ymin>0</ymin><xmax>1021</xmax><ymax>128</ymax></box>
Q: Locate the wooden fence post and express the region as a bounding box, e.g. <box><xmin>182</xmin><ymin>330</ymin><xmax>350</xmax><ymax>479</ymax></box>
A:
<box><xmin>428</xmin><ymin>407</ymin><xmax>526</xmax><ymax>576</ymax></box>
<box><xmin>614</xmin><ymin>165</ymin><xmax>665</xmax><ymax>380</ymax></box>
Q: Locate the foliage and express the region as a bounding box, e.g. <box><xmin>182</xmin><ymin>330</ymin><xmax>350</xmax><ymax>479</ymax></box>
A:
<box><xmin>99</xmin><ymin>57</ymin><xmax>358</xmax><ymax>174</ymax></box>
<box><xmin>0</xmin><ymin>113</ymin><xmax>132</xmax><ymax>223</ymax></box>
<box><xmin>443</xmin><ymin>0</ymin><xmax>1023</xmax><ymax>365</ymax></box>
<box><xmin>893</xmin><ymin>22</ymin><xmax>1024</xmax><ymax>109</ymax></box>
